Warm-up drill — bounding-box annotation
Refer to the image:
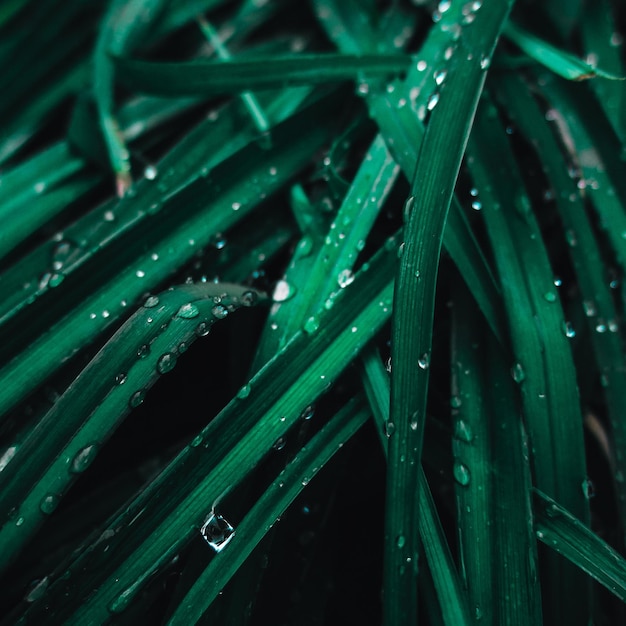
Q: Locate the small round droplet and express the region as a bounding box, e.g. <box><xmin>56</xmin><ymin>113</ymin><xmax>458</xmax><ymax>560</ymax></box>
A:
<box><xmin>427</xmin><ymin>92</ymin><xmax>440</xmax><ymax>111</ymax></box>
<box><xmin>454</xmin><ymin>420</ymin><xmax>474</xmax><ymax>442</ymax></box>
<box><xmin>137</xmin><ymin>344</ymin><xmax>151</xmax><ymax>359</ymax></box>
<box><xmin>212</xmin><ymin>304</ymin><xmax>228</xmax><ymax>319</ymax></box>
<box><xmin>511</xmin><ymin>362</ymin><xmax>525</xmax><ymax>383</ymax></box>
<box><xmin>115</xmin><ymin>372</ymin><xmax>127</xmax><ymax>385</ymax></box>
<box><xmin>300</xmin><ymin>405</ymin><xmax>315</xmax><ymax>421</ymax></box>
<box><xmin>144</xmin><ymin>295</ymin><xmax>159</xmax><ymax>308</ymax></box>
<box><xmin>144</xmin><ymin>165</ymin><xmax>158</xmax><ymax>180</ymax></box>
<box><xmin>582</xmin><ymin>477</ymin><xmax>596</xmax><ymax>499</ymax></box>
<box><xmin>450</xmin><ymin>395</ymin><xmax>463</xmax><ymax>409</ymax></box>
<box><xmin>49</xmin><ymin>273</ymin><xmax>65</xmax><ymax>288</ymax></box>
<box><xmin>471</xmin><ymin>200</ymin><xmax>482</xmax><ymax>211</ymax></box>
<box><xmin>385</xmin><ymin>421</ymin><xmax>396</xmax><ymax>438</ymax></box>
<box><xmin>396</xmin><ymin>535</ymin><xmax>406</xmax><ymax>548</ymax></box>
<box><xmin>273</xmin><ymin>436</ymin><xmax>286</xmax><ymax>451</ymax></box>
<box><xmin>190</xmin><ymin>435</ymin><xmax>203</xmax><ymax>448</ymax></box>
<box><xmin>543</xmin><ymin>291</ymin><xmax>557</xmax><ymax>303</ymax></box>
<box><xmin>453</xmin><ymin>461</ymin><xmax>471</xmax><ymax>486</ymax></box>
<box><xmin>562</xmin><ymin>321</ymin><xmax>576</xmax><ymax>338</ymax></box>
<box><xmin>418</xmin><ymin>353</ymin><xmax>430</xmax><ymax>370</ymax></box>
<box><xmin>157</xmin><ymin>352</ymin><xmax>177</xmax><ymax>375</ymax></box>
<box><xmin>241</xmin><ymin>291</ymin><xmax>258</xmax><ymax>307</ymax></box>
<box><xmin>40</xmin><ymin>493</ymin><xmax>60</xmax><ymax>514</ymax></box>
<box><xmin>196</xmin><ymin>321</ymin><xmax>211</xmax><ymax>337</ymax></box>
<box><xmin>404</xmin><ymin>195</ymin><xmax>415</xmax><ymax>221</ymax></box>
<box><xmin>272</xmin><ymin>279</ymin><xmax>295</xmax><ymax>302</ymax></box>
<box><xmin>177</xmin><ymin>302</ymin><xmax>199</xmax><ymax>319</ymax></box>
<box><xmin>237</xmin><ymin>384</ymin><xmax>251</xmax><ymax>399</ymax></box>
<box><xmin>434</xmin><ymin>69</ymin><xmax>447</xmax><ymax>85</ymax></box>
<box><xmin>304</xmin><ymin>316</ymin><xmax>320</xmax><ymax>334</ymax></box>
<box><xmin>71</xmin><ymin>444</ymin><xmax>98</xmax><ymax>473</ymax></box>
<box><xmin>337</xmin><ymin>269</ymin><xmax>355</xmax><ymax>288</ymax></box>
<box><xmin>129</xmin><ymin>390</ymin><xmax>146</xmax><ymax>408</ymax></box>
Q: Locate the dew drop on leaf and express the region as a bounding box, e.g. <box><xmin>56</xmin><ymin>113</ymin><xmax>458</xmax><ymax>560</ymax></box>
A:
<box><xmin>71</xmin><ymin>444</ymin><xmax>98</xmax><ymax>473</ymax></box>
<box><xmin>157</xmin><ymin>353</ymin><xmax>177</xmax><ymax>375</ymax></box>
<box><xmin>201</xmin><ymin>514</ymin><xmax>235</xmax><ymax>552</ymax></box>
<box><xmin>453</xmin><ymin>461</ymin><xmax>471</xmax><ymax>486</ymax></box>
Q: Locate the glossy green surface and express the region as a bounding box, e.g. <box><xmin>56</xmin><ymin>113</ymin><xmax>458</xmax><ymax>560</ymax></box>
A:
<box><xmin>1</xmin><ymin>1</ymin><xmax>626</xmax><ymax>624</ymax></box>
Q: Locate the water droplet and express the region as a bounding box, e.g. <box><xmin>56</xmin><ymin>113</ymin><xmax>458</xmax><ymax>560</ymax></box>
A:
<box><xmin>144</xmin><ymin>165</ymin><xmax>158</xmax><ymax>180</ymax></box>
<box><xmin>137</xmin><ymin>344</ymin><xmax>150</xmax><ymax>359</ymax></box>
<box><xmin>453</xmin><ymin>461</ymin><xmax>471</xmax><ymax>486</ymax></box>
<box><xmin>157</xmin><ymin>352</ymin><xmax>177</xmax><ymax>374</ymax></box>
<box><xmin>273</xmin><ymin>279</ymin><xmax>295</xmax><ymax>302</ymax></box>
<box><xmin>427</xmin><ymin>92</ymin><xmax>440</xmax><ymax>111</ymax></box>
<box><xmin>136</xmin><ymin>270</ymin><xmax>145</xmax><ymax>278</ymax></box>
<box><xmin>444</xmin><ymin>45</ymin><xmax>455</xmax><ymax>60</ymax></box>
<box><xmin>511</xmin><ymin>362</ymin><xmax>525</xmax><ymax>383</ymax></box>
<box><xmin>404</xmin><ymin>195</ymin><xmax>415</xmax><ymax>221</ymax></box>
<box><xmin>562</xmin><ymin>321</ymin><xmax>576</xmax><ymax>338</ymax></box>
<box><xmin>300</xmin><ymin>405</ymin><xmax>315</xmax><ymax>421</ymax></box>
<box><xmin>304</xmin><ymin>316</ymin><xmax>320</xmax><ymax>334</ymax></box>
<box><xmin>543</xmin><ymin>291</ymin><xmax>557</xmax><ymax>302</ymax></box>
<box><xmin>471</xmin><ymin>200</ymin><xmax>482</xmax><ymax>211</ymax></box>
<box><xmin>177</xmin><ymin>303</ymin><xmax>200</xmax><ymax>319</ymax></box>
<box><xmin>114</xmin><ymin>372</ymin><xmax>127</xmax><ymax>386</ymax></box>
<box><xmin>212</xmin><ymin>304</ymin><xmax>228</xmax><ymax>319</ymax></box>
<box><xmin>553</xmin><ymin>276</ymin><xmax>563</xmax><ymax>287</ymax></box>
<box><xmin>108</xmin><ymin>589</ymin><xmax>133</xmax><ymax>614</ymax></box>
<box><xmin>565</xmin><ymin>230</ymin><xmax>577</xmax><ymax>247</ymax></box>
<box><xmin>211</xmin><ymin>233</ymin><xmax>227</xmax><ymax>250</ymax></box>
<box><xmin>480</xmin><ymin>55</ymin><xmax>491</xmax><ymax>69</ymax></box>
<box><xmin>385</xmin><ymin>421</ymin><xmax>396</xmax><ymax>438</ymax></box>
<box><xmin>71</xmin><ymin>444</ymin><xmax>98</xmax><ymax>473</ymax></box>
<box><xmin>129</xmin><ymin>390</ymin><xmax>145</xmax><ymax>408</ymax></box>
<box><xmin>102</xmin><ymin>310</ymin><xmax>110</xmax><ymax>318</ymax></box>
<box><xmin>40</xmin><ymin>493</ymin><xmax>60</xmax><ymax>514</ymax></box>
<box><xmin>196</xmin><ymin>321</ymin><xmax>211</xmax><ymax>337</ymax></box>
<box><xmin>583</xmin><ymin>300</ymin><xmax>597</xmax><ymax>317</ymax></box>
<box><xmin>608</xmin><ymin>319</ymin><xmax>619</xmax><ymax>333</ymax></box>
<box><xmin>416</xmin><ymin>59</ymin><xmax>427</xmax><ymax>72</ymax></box>
<box><xmin>237</xmin><ymin>384</ymin><xmax>251</xmax><ymax>399</ymax></box>
<box><xmin>144</xmin><ymin>295</ymin><xmax>159</xmax><ymax>308</ymax></box>
<box><xmin>241</xmin><ymin>291</ymin><xmax>258</xmax><ymax>307</ymax></box>
<box><xmin>201</xmin><ymin>514</ymin><xmax>235</xmax><ymax>551</ymax></box>
<box><xmin>25</xmin><ymin>577</ymin><xmax>49</xmax><ymax>603</ymax></box>
<box><xmin>582</xmin><ymin>477</ymin><xmax>596</xmax><ymax>499</ymax></box>
<box><xmin>396</xmin><ymin>534</ymin><xmax>406</xmax><ymax>548</ymax></box>
<box><xmin>454</xmin><ymin>420</ymin><xmax>474</xmax><ymax>442</ymax></box>
<box><xmin>418</xmin><ymin>352</ymin><xmax>430</xmax><ymax>370</ymax></box>
<box><xmin>190</xmin><ymin>434</ymin><xmax>203</xmax><ymax>447</ymax></box>
<box><xmin>337</xmin><ymin>269</ymin><xmax>355</xmax><ymax>288</ymax></box>
<box><xmin>273</xmin><ymin>436</ymin><xmax>286</xmax><ymax>451</ymax></box>
<box><xmin>34</xmin><ymin>181</ymin><xmax>46</xmax><ymax>194</ymax></box>
<box><xmin>595</xmin><ymin>320</ymin><xmax>607</xmax><ymax>333</ymax></box>
<box><xmin>434</xmin><ymin>69</ymin><xmax>447</xmax><ymax>85</ymax></box>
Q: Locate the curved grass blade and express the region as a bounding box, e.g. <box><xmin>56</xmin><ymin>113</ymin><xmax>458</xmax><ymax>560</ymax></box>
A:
<box><xmin>496</xmin><ymin>72</ymin><xmax>626</xmax><ymax>544</ymax></box>
<box><xmin>385</xmin><ymin>3</ymin><xmax>513</xmax><ymax>623</ymax></box>
<box><xmin>0</xmin><ymin>90</ymin><xmax>340</xmax><ymax>422</ymax></box>
<box><xmin>0</xmin><ymin>283</ymin><xmax>264</xmax><ymax>571</ymax></box>
<box><xmin>23</xmin><ymin>241</ymin><xmax>396</xmax><ymax>624</ymax></box>
<box><xmin>167</xmin><ymin>397</ymin><xmax>370</xmax><ymax>625</ymax></box>
<box><xmin>534</xmin><ymin>489</ymin><xmax>626</xmax><ymax>602</ymax></box>
<box><xmin>468</xmin><ymin>94</ymin><xmax>590</xmax><ymax>625</ymax></box>
<box><xmin>114</xmin><ymin>53</ymin><xmax>411</xmax><ymax>97</ymax></box>
<box><xmin>315</xmin><ymin>0</ymin><xmax>506</xmax><ymax>345</ymax></box>
<box><xmin>504</xmin><ymin>21</ymin><xmax>624</xmax><ymax>81</ymax></box>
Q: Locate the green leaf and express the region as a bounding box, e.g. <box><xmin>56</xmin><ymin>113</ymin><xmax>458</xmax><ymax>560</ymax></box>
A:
<box><xmin>504</xmin><ymin>21</ymin><xmax>625</xmax><ymax>81</ymax></box>
<box><xmin>114</xmin><ymin>53</ymin><xmax>411</xmax><ymax>97</ymax></box>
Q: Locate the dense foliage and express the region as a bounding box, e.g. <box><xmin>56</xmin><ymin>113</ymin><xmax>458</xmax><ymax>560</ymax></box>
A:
<box><xmin>1</xmin><ymin>0</ymin><xmax>626</xmax><ymax>624</ymax></box>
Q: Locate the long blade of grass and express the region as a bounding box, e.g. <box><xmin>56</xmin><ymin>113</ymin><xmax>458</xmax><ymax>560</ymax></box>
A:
<box><xmin>167</xmin><ymin>397</ymin><xmax>370</xmax><ymax>625</ymax></box>
<box><xmin>385</xmin><ymin>3</ymin><xmax>513</xmax><ymax>623</ymax></box>
<box><xmin>0</xmin><ymin>283</ymin><xmax>264</xmax><ymax>571</ymax></box>
<box><xmin>468</xmin><ymin>93</ymin><xmax>590</xmax><ymax>625</ymax></box>
<box><xmin>358</xmin><ymin>345</ymin><xmax>472</xmax><ymax>626</ymax></box>
<box><xmin>114</xmin><ymin>53</ymin><xmax>412</xmax><ymax>97</ymax></box>
<box><xmin>534</xmin><ymin>489</ymin><xmax>626</xmax><ymax>602</ymax></box>
<box><xmin>504</xmin><ymin>21</ymin><xmax>624</xmax><ymax>81</ymax></box>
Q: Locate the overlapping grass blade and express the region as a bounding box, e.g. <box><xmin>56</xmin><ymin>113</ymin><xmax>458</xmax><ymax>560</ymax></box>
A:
<box><xmin>496</xmin><ymin>72</ymin><xmax>626</xmax><ymax>544</ymax></box>
<box><xmin>167</xmin><ymin>397</ymin><xmax>370</xmax><ymax>625</ymax></box>
<box><xmin>359</xmin><ymin>344</ymin><xmax>472</xmax><ymax>626</ymax></box>
<box><xmin>0</xmin><ymin>91</ymin><xmax>339</xmax><ymax>422</ymax></box>
<box><xmin>0</xmin><ymin>283</ymin><xmax>264</xmax><ymax>571</ymax></box>
<box><xmin>383</xmin><ymin>2</ymin><xmax>513</xmax><ymax>623</ymax></box>
<box><xmin>534</xmin><ymin>490</ymin><xmax>626</xmax><ymax>602</ymax></box>
<box><xmin>504</xmin><ymin>21</ymin><xmax>624</xmax><ymax>81</ymax></box>
<box><xmin>115</xmin><ymin>53</ymin><xmax>411</xmax><ymax>97</ymax></box>
<box><xmin>468</xmin><ymin>92</ymin><xmax>590</xmax><ymax>625</ymax></box>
